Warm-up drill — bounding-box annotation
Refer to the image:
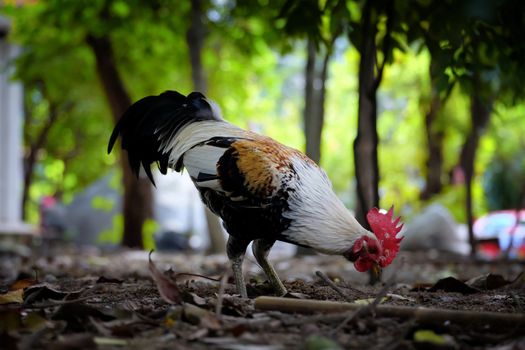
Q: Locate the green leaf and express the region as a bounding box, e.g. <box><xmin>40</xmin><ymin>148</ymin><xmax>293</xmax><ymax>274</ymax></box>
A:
<box><xmin>413</xmin><ymin>330</ymin><xmax>448</xmax><ymax>345</ymax></box>
<box><xmin>305</xmin><ymin>335</ymin><xmax>342</xmax><ymax>350</ymax></box>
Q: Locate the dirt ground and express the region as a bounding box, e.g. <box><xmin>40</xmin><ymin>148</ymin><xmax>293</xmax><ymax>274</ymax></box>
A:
<box><xmin>1</xmin><ymin>244</ymin><xmax>524</xmax><ymax>350</ymax></box>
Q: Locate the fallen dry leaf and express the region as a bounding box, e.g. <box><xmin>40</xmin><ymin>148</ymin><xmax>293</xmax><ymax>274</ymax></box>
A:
<box><xmin>467</xmin><ymin>273</ymin><xmax>516</xmax><ymax>290</ymax></box>
<box><xmin>507</xmin><ymin>272</ymin><xmax>525</xmax><ymax>290</ymax></box>
<box><xmin>9</xmin><ymin>278</ymin><xmax>37</xmax><ymax>291</ymax></box>
<box><xmin>24</xmin><ymin>283</ymin><xmax>82</xmax><ymax>304</ymax></box>
<box><xmin>148</xmin><ymin>251</ymin><xmax>182</xmax><ymax>304</ymax></box>
<box><xmin>183</xmin><ymin>303</ymin><xmax>221</xmax><ymax>330</ymax></box>
<box><xmin>0</xmin><ymin>289</ymin><xmax>24</xmax><ymax>304</ymax></box>
<box><xmin>96</xmin><ymin>276</ymin><xmax>123</xmax><ymax>284</ymax></box>
<box><xmin>183</xmin><ymin>291</ymin><xmax>207</xmax><ymax>306</ymax></box>
<box><xmin>52</xmin><ymin>303</ymin><xmax>116</xmax><ymax>332</ymax></box>
<box><xmin>428</xmin><ymin>277</ymin><xmax>480</xmax><ymax>295</ymax></box>
<box><xmin>220</xmin><ymin>296</ymin><xmax>249</xmax><ymax>317</ymax></box>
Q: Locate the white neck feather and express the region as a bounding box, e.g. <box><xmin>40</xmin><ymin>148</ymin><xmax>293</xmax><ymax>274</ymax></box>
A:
<box><xmin>282</xmin><ymin>157</ymin><xmax>373</xmax><ymax>255</ymax></box>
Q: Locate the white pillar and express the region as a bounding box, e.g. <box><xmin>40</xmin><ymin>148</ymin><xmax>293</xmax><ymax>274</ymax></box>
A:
<box><xmin>0</xmin><ymin>36</ymin><xmax>24</xmax><ymax>226</ymax></box>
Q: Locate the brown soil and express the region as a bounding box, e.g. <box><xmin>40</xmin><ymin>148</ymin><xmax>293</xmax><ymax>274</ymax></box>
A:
<box><xmin>1</xmin><ymin>246</ymin><xmax>524</xmax><ymax>349</ymax></box>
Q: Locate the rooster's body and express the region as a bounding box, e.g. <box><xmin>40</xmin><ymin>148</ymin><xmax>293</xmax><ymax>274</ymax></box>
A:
<box><xmin>109</xmin><ymin>91</ymin><xmax>403</xmax><ymax>297</ymax></box>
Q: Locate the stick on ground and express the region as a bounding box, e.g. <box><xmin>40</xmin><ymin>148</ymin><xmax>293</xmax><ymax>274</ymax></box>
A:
<box><xmin>254</xmin><ymin>296</ymin><xmax>525</xmax><ymax>330</ymax></box>
<box><xmin>315</xmin><ymin>271</ymin><xmax>354</xmax><ymax>302</ymax></box>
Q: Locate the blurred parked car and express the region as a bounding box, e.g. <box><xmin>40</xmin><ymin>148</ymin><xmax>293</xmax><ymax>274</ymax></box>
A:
<box><xmin>474</xmin><ymin>210</ymin><xmax>525</xmax><ymax>259</ymax></box>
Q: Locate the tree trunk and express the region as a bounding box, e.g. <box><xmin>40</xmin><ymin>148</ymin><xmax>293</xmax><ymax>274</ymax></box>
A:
<box><xmin>353</xmin><ymin>1</ymin><xmax>379</xmax><ymax>229</ymax></box>
<box><xmin>297</xmin><ymin>39</ymin><xmax>331</xmax><ymax>256</ymax></box>
<box><xmin>21</xmin><ymin>101</ymin><xmax>59</xmax><ymax>220</ymax></box>
<box><xmin>459</xmin><ymin>89</ymin><xmax>492</xmax><ymax>257</ymax></box>
<box><xmin>303</xmin><ymin>39</ymin><xmax>330</xmax><ymax>165</ymax></box>
<box><xmin>186</xmin><ymin>0</ymin><xmax>207</xmax><ymax>93</ymax></box>
<box><xmin>185</xmin><ymin>0</ymin><xmax>225</xmax><ymax>254</ymax></box>
<box><xmin>420</xmin><ymin>58</ymin><xmax>456</xmax><ymax>200</ymax></box>
<box><xmin>420</xmin><ymin>77</ymin><xmax>444</xmax><ymax>200</ymax></box>
<box><xmin>304</xmin><ymin>38</ymin><xmax>317</xmax><ymax>163</ymax></box>
<box><xmin>86</xmin><ymin>34</ymin><xmax>153</xmax><ymax>249</ymax></box>
<box><xmin>421</xmin><ymin>94</ymin><xmax>444</xmax><ymax>200</ymax></box>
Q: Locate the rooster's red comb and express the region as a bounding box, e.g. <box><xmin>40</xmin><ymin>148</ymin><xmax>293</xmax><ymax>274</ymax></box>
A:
<box><xmin>366</xmin><ymin>206</ymin><xmax>403</xmax><ymax>267</ymax></box>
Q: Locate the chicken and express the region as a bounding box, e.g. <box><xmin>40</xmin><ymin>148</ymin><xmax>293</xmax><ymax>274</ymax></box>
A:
<box><xmin>108</xmin><ymin>90</ymin><xmax>403</xmax><ymax>298</ymax></box>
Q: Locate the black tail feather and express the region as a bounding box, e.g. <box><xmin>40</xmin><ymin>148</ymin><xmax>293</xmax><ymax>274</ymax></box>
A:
<box><xmin>107</xmin><ymin>90</ymin><xmax>218</xmax><ymax>185</ymax></box>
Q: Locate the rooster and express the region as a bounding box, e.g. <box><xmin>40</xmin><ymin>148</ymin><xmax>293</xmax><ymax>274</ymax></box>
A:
<box><xmin>108</xmin><ymin>91</ymin><xmax>403</xmax><ymax>298</ymax></box>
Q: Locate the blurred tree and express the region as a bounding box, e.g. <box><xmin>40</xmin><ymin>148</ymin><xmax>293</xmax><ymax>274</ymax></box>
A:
<box><xmin>280</xmin><ymin>0</ymin><xmax>327</xmax><ymax>165</ymax></box>
<box><xmin>484</xmin><ymin>154</ymin><xmax>525</xmax><ymax>212</ymax></box>
<box><xmin>7</xmin><ymin>4</ymin><xmax>113</xmax><ymax>224</ymax></box>
<box><xmin>7</xmin><ymin>0</ymin><xmax>176</xmax><ymax>245</ymax></box>
<box><xmin>21</xmin><ymin>81</ymin><xmax>72</xmax><ymax>219</ymax></box>
<box><xmin>277</xmin><ymin>0</ymin><xmax>416</xmax><ymax>226</ymax></box>
<box><xmin>280</xmin><ymin>0</ymin><xmax>346</xmax><ymax>165</ymax></box>
<box><xmin>87</xmin><ymin>32</ymin><xmax>153</xmax><ymax>249</ymax></box>
<box><xmin>348</xmin><ymin>0</ymin><xmax>410</xmax><ymax>227</ymax></box>
<box><xmin>184</xmin><ymin>0</ymin><xmax>225</xmax><ymax>254</ymax></box>
<box><xmin>413</xmin><ymin>0</ymin><xmax>525</xmax><ymax>255</ymax></box>
<box><xmin>303</xmin><ymin>38</ymin><xmax>327</xmax><ymax>165</ymax></box>
<box><xmin>186</xmin><ymin>0</ymin><xmax>207</xmax><ymax>93</ymax></box>
<box><xmin>351</xmin><ymin>0</ymin><xmax>382</xmax><ymax>226</ymax></box>
<box><xmin>7</xmin><ymin>0</ymin><xmax>525</xmax><ymax>257</ymax></box>
<box><xmin>278</xmin><ymin>0</ymin><xmax>346</xmax><ymax>255</ymax></box>
<box><xmin>419</xmin><ymin>57</ymin><xmax>453</xmax><ymax>200</ymax></box>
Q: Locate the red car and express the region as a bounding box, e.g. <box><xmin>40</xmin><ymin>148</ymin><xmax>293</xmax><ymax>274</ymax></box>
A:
<box><xmin>473</xmin><ymin>210</ymin><xmax>525</xmax><ymax>259</ymax></box>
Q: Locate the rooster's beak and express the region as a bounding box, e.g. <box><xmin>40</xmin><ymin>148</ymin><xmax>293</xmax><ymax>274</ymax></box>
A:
<box><xmin>371</xmin><ymin>263</ymin><xmax>382</xmax><ymax>280</ymax></box>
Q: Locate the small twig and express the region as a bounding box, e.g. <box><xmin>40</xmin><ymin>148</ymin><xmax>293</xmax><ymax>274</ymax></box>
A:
<box><xmin>511</xmin><ymin>292</ymin><xmax>523</xmax><ymax>313</ymax></box>
<box><xmin>23</xmin><ymin>295</ymin><xmax>97</xmax><ymax>309</ymax></box>
<box><xmin>221</xmin><ymin>314</ymin><xmax>276</xmax><ymax>331</ymax></box>
<box><xmin>331</xmin><ymin>304</ymin><xmax>367</xmax><ymax>335</ymax></box>
<box><xmin>281</xmin><ymin>312</ymin><xmax>350</xmax><ymax>327</ymax></box>
<box><xmin>149</xmin><ymin>249</ymin><xmax>223</xmax><ymax>284</ymax></box>
<box><xmin>315</xmin><ymin>271</ymin><xmax>353</xmax><ymax>302</ymax></box>
<box><xmin>332</xmin><ymin>272</ymin><xmax>395</xmax><ymax>334</ymax></box>
<box><xmin>376</xmin><ymin>318</ymin><xmax>416</xmax><ymax>350</ymax></box>
<box><xmin>215</xmin><ymin>273</ymin><xmax>228</xmax><ymax>317</ymax></box>
<box><xmin>173</xmin><ymin>272</ymin><xmax>222</xmax><ymax>283</ymax></box>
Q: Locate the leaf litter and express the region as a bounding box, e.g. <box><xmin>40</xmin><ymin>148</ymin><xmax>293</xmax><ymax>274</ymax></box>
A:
<box><xmin>0</xmin><ymin>246</ymin><xmax>524</xmax><ymax>349</ymax></box>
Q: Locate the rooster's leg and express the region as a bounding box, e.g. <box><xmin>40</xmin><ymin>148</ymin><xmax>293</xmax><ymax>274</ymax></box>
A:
<box><xmin>226</xmin><ymin>236</ymin><xmax>250</xmax><ymax>298</ymax></box>
<box><xmin>252</xmin><ymin>239</ymin><xmax>287</xmax><ymax>296</ymax></box>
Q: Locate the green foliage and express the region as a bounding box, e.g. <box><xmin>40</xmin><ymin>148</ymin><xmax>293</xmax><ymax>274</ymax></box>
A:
<box><xmin>142</xmin><ymin>219</ymin><xmax>159</xmax><ymax>251</ymax></box>
<box><xmin>4</xmin><ymin>0</ymin><xmax>525</xmax><ymax>235</ymax></box>
<box><xmin>98</xmin><ymin>214</ymin><xmax>123</xmax><ymax>245</ymax></box>
<box><xmin>97</xmin><ymin>215</ymin><xmax>157</xmax><ymax>249</ymax></box>
<box><xmin>482</xmin><ymin>104</ymin><xmax>525</xmax><ymax>211</ymax></box>
<box><xmin>91</xmin><ymin>196</ymin><xmax>115</xmax><ymax>212</ymax></box>
<box><xmin>483</xmin><ymin>156</ymin><xmax>523</xmax><ymax>211</ymax></box>
<box><xmin>411</xmin><ymin>0</ymin><xmax>525</xmax><ymax>101</ymax></box>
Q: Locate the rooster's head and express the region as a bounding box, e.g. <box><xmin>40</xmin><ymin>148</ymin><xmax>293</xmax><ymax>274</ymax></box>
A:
<box><xmin>344</xmin><ymin>207</ymin><xmax>403</xmax><ymax>274</ymax></box>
